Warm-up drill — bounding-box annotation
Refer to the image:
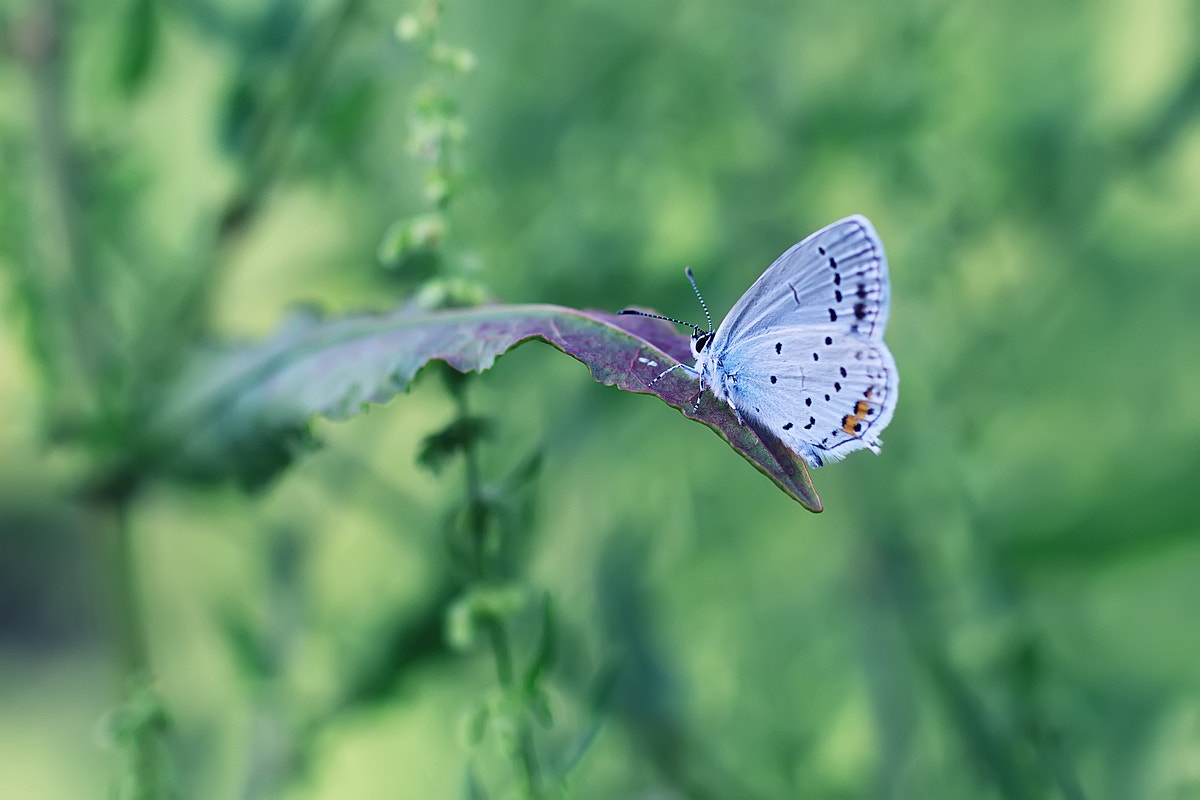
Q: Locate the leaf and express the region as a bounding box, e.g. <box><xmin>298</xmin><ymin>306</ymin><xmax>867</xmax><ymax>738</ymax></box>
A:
<box><xmin>148</xmin><ymin>302</ymin><xmax>821</xmax><ymax>510</ymax></box>
<box><xmin>523</xmin><ymin>593</ymin><xmax>556</xmax><ymax>694</ymax></box>
<box><xmin>462</xmin><ymin>766</ymin><xmax>489</xmax><ymax>800</ymax></box>
<box><xmin>555</xmin><ymin>660</ymin><xmax>621</xmax><ymax>779</ymax></box>
<box><xmin>115</xmin><ymin>0</ymin><xmax>159</xmax><ymax>94</ymax></box>
<box><xmin>498</xmin><ymin>447</ymin><xmax>544</xmax><ymax>494</ymax></box>
<box><xmin>417</xmin><ymin>414</ymin><xmax>494</xmax><ymax>474</ymax></box>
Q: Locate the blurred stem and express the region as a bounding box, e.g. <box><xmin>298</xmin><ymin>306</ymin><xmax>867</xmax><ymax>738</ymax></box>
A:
<box><xmin>102</xmin><ymin>490</ymin><xmax>171</xmax><ymax>799</ymax></box>
<box><xmin>215</xmin><ymin>0</ymin><xmax>366</xmax><ymax>241</ymax></box>
<box><xmin>19</xmin><ymin>0</ymin><xmax>114</xmax><ymax>421</ymax></box>
<box><xmin>159</xmin><ymin>0</ymin><xmax>365</xmax><ymax>360</ymax></box>
<box><xmin>19</xmin><ymin>4</ymin><xmax>167</xmax><ymax>792</ymax></box>
<box><xmin>864</xmin><ymin>532</ymin><xmax>1040</xmax><ymax>800</ymax></box>
<box><xmin>107</xmin><ymin>497</ymin><xmax>149</xmax><ymax>678</ymax></box>
<box><xmin>451</xmin><ymin>379</ymin><xmax>543</xmax><ymax>799</ymax></box>
<box><xmin>458</xmin><ymin>387</ymin><xmax>490</xmax><ymax>580</ymax></box>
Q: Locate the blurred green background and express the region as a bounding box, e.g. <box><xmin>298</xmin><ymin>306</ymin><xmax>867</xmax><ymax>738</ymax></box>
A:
<box><xmin>2</xmin><ymin>0</ymin><xmax>1200</xmax><ymax>797</ymax></box>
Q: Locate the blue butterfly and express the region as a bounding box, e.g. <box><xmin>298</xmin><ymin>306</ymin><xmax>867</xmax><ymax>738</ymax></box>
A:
<box><xmin>622</xmin><ymin>215</ymin><xmax>898</xmax><ymax>467</ymax></box>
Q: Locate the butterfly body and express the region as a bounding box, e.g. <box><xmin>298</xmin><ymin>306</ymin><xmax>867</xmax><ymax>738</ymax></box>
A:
<box><xmin>634</xmin><ymin>215</ymin><xmax>898</xmax><ymax>468</ymax></box>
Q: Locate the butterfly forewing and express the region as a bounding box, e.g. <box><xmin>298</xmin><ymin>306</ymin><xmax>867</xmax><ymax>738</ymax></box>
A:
<box><xmin>713</xmin><ymin>215</ymin><xmax>890</xmax><ymax>348</ymax></box>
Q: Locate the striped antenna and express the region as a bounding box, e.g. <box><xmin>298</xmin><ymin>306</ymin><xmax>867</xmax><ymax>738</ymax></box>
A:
<box><xmin>617</xmin><ymin>308</ymin><xmax>705</xmax><ymax>336</ymax></box>
<box><xmin>619</xmin><ymin>267</ymin><xmax>714</xmax><ymax>335</ymax></box>
<box><xmin>685</xmin><ymin>268</ymin><xmax>713</xmax><ymax>334</ymax></box>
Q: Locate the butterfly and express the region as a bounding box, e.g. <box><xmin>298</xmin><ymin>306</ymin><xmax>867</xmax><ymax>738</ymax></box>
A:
<box><xmin>620</xmin><ymin>215</ymin><xmax>897</xmax><ymax>468</ymax></box>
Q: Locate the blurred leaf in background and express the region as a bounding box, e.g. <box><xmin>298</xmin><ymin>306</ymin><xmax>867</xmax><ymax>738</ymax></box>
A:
<box><xmin>1</xmin><ymin>0</ymin><xmax>1200</xmax><ymax>798</ymax></box>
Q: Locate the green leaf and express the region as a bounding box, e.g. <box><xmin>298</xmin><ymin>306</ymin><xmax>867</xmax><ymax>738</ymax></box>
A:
<box><xmin>462</xmin><ymin>766</ymin><xmax>489</xmax><ymax>800</ymax></box>
<box><xmin>148</xmin><ymin>302</ymin><xmax>821</xmax><ymax>510</ymax></box>
<box><xmin>217</xmin><ymin>607</ymin><xmax>274</xmax><ymax>679</ymax></box>
<box><xmin>218</xmin><ymin>75</ymin><xmax>259</xmax><ymax>159</ymax></box>
<box><xmin>554</xmin><ymin>661</ymin><xmax>620</xmax><ymax>779</ymax></box>
<box><xmin>115</xmin><ymin>0</ymin><xmax>159</xmax><ymax>94</ymax></box>
<box><xmin>417</xmin><ymin>415</ymin><xmax>494</xmax><ymax>474</ymax></box>
<box><xmin>498</xmin><ymin>447</ymin><xmax>544</xmax><ymax>493</ymax></box>
<box><xmin>458</xmin><ymin>701</ymin><xmax>490</xmax><ymax>748</ymax></box>
<box><xmin>523</xmin><ymin>594</ymin><xmax>556</xmax><ymax>694</ymax></box>
<box><xmin>377</xmin><ymin>213</ymin><xmax>445</xmax><ymax>273</ymax></box>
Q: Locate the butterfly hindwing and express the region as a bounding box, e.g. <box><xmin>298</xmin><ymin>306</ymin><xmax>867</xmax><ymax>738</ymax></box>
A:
<box><xmin>719</xmin><ymin>326</ymin><xmax>897</xmax><ymax>466</ymax></box>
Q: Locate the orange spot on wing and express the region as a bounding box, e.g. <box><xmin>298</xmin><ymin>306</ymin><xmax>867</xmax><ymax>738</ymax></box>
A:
<box><xmin>843</xmin><ymin>399</ymin><xmax>872</xmax><ymax>437</ymax></box>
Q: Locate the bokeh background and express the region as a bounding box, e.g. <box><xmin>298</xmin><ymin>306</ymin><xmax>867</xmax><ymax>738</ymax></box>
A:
<box><xmin>2</xmin><ymin>0</ymin><xmax>1200</xmax><ymax>797</ymax></box>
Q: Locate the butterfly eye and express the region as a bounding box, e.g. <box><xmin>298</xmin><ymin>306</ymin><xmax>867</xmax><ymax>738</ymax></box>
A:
<box><xmin>693</xmin><ymin>332</ymin><xmax>710</xmax><ymax>354</ymax></box>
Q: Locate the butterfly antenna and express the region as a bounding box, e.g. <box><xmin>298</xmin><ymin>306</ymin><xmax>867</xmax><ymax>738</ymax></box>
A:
<box><xmin>617</xmin><ymin>308</ymin><xmax>705</xmax><ymax>336</ymax></box>
<box><xmin>685</xmin><ymin>268</ymin><xmax>713</xmax><ymax>334</ymax></box>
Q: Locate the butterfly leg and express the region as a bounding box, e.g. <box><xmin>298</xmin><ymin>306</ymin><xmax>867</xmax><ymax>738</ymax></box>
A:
<box><xmin>716</xmin><ymin>371</ymin><xmax>743</xmax><ymax>425</ymax></box>
<box><xmin>648</xmin><ymin>360</ymin><xmax>699</xmax><ymax>387</ymax></box>
<box><xmin>647</xmin><ymin>362</ymin><xmax>684</xmax><ymax>387</ymax></box>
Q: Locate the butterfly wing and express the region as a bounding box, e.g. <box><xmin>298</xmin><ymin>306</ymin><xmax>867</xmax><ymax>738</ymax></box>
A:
<box><xmin>719</xmin><ymin>327</ymin><xmax>898</xmax><ymax>467</ymax></box>
<box><xmin>703</xmin><ymin>215</ymin><xmax>896</xmax><ymax>466</ymax></box>
<box><xmin>711</xmin><ymin>215</ymin><xmax>890</xmax><ymax>348</ymax></box>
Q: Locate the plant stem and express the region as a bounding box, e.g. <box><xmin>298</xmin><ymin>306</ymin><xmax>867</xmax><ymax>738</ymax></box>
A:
<box><xmin>452</xmin><ymin>380</ymin><xmax>544</xmax><ymax>798</ymax></box>
<box><xmin>99</xmin><ymin>489</ymin><xmax>171</xmax><ymax>800</ymax></box>
<box><xmin>19</xmin><ymin>0</ymin><xmax>115</xmax><ymax>421</ymax></box>
<box><xmin>216</xmin><ymin>0</ymin><xmax>367</xmax><ymax>242</ymax></box>
<box><xmin>458</xmin><ymin>390</ymin><xmax>490</xmax><ymax>581</ymax></box>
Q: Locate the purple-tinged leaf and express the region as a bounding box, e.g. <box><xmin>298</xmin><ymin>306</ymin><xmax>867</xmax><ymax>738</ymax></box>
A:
<box><xmin>151</xmin><ymin>303</ymin><xmax>821</xmax><ymax>510</ymax></box>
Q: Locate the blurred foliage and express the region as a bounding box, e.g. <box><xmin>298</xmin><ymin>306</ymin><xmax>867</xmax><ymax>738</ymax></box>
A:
<box><xmin>2</xmin><ymin>0</ymin><xmax>1200</xmax><ymax>798</ymax></box>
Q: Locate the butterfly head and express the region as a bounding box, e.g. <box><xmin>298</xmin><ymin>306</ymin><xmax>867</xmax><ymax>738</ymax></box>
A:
<box><xmin>691</xmin><ymin>330</ymin><xmax>712</xmax><ymax>357</ymax></box>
